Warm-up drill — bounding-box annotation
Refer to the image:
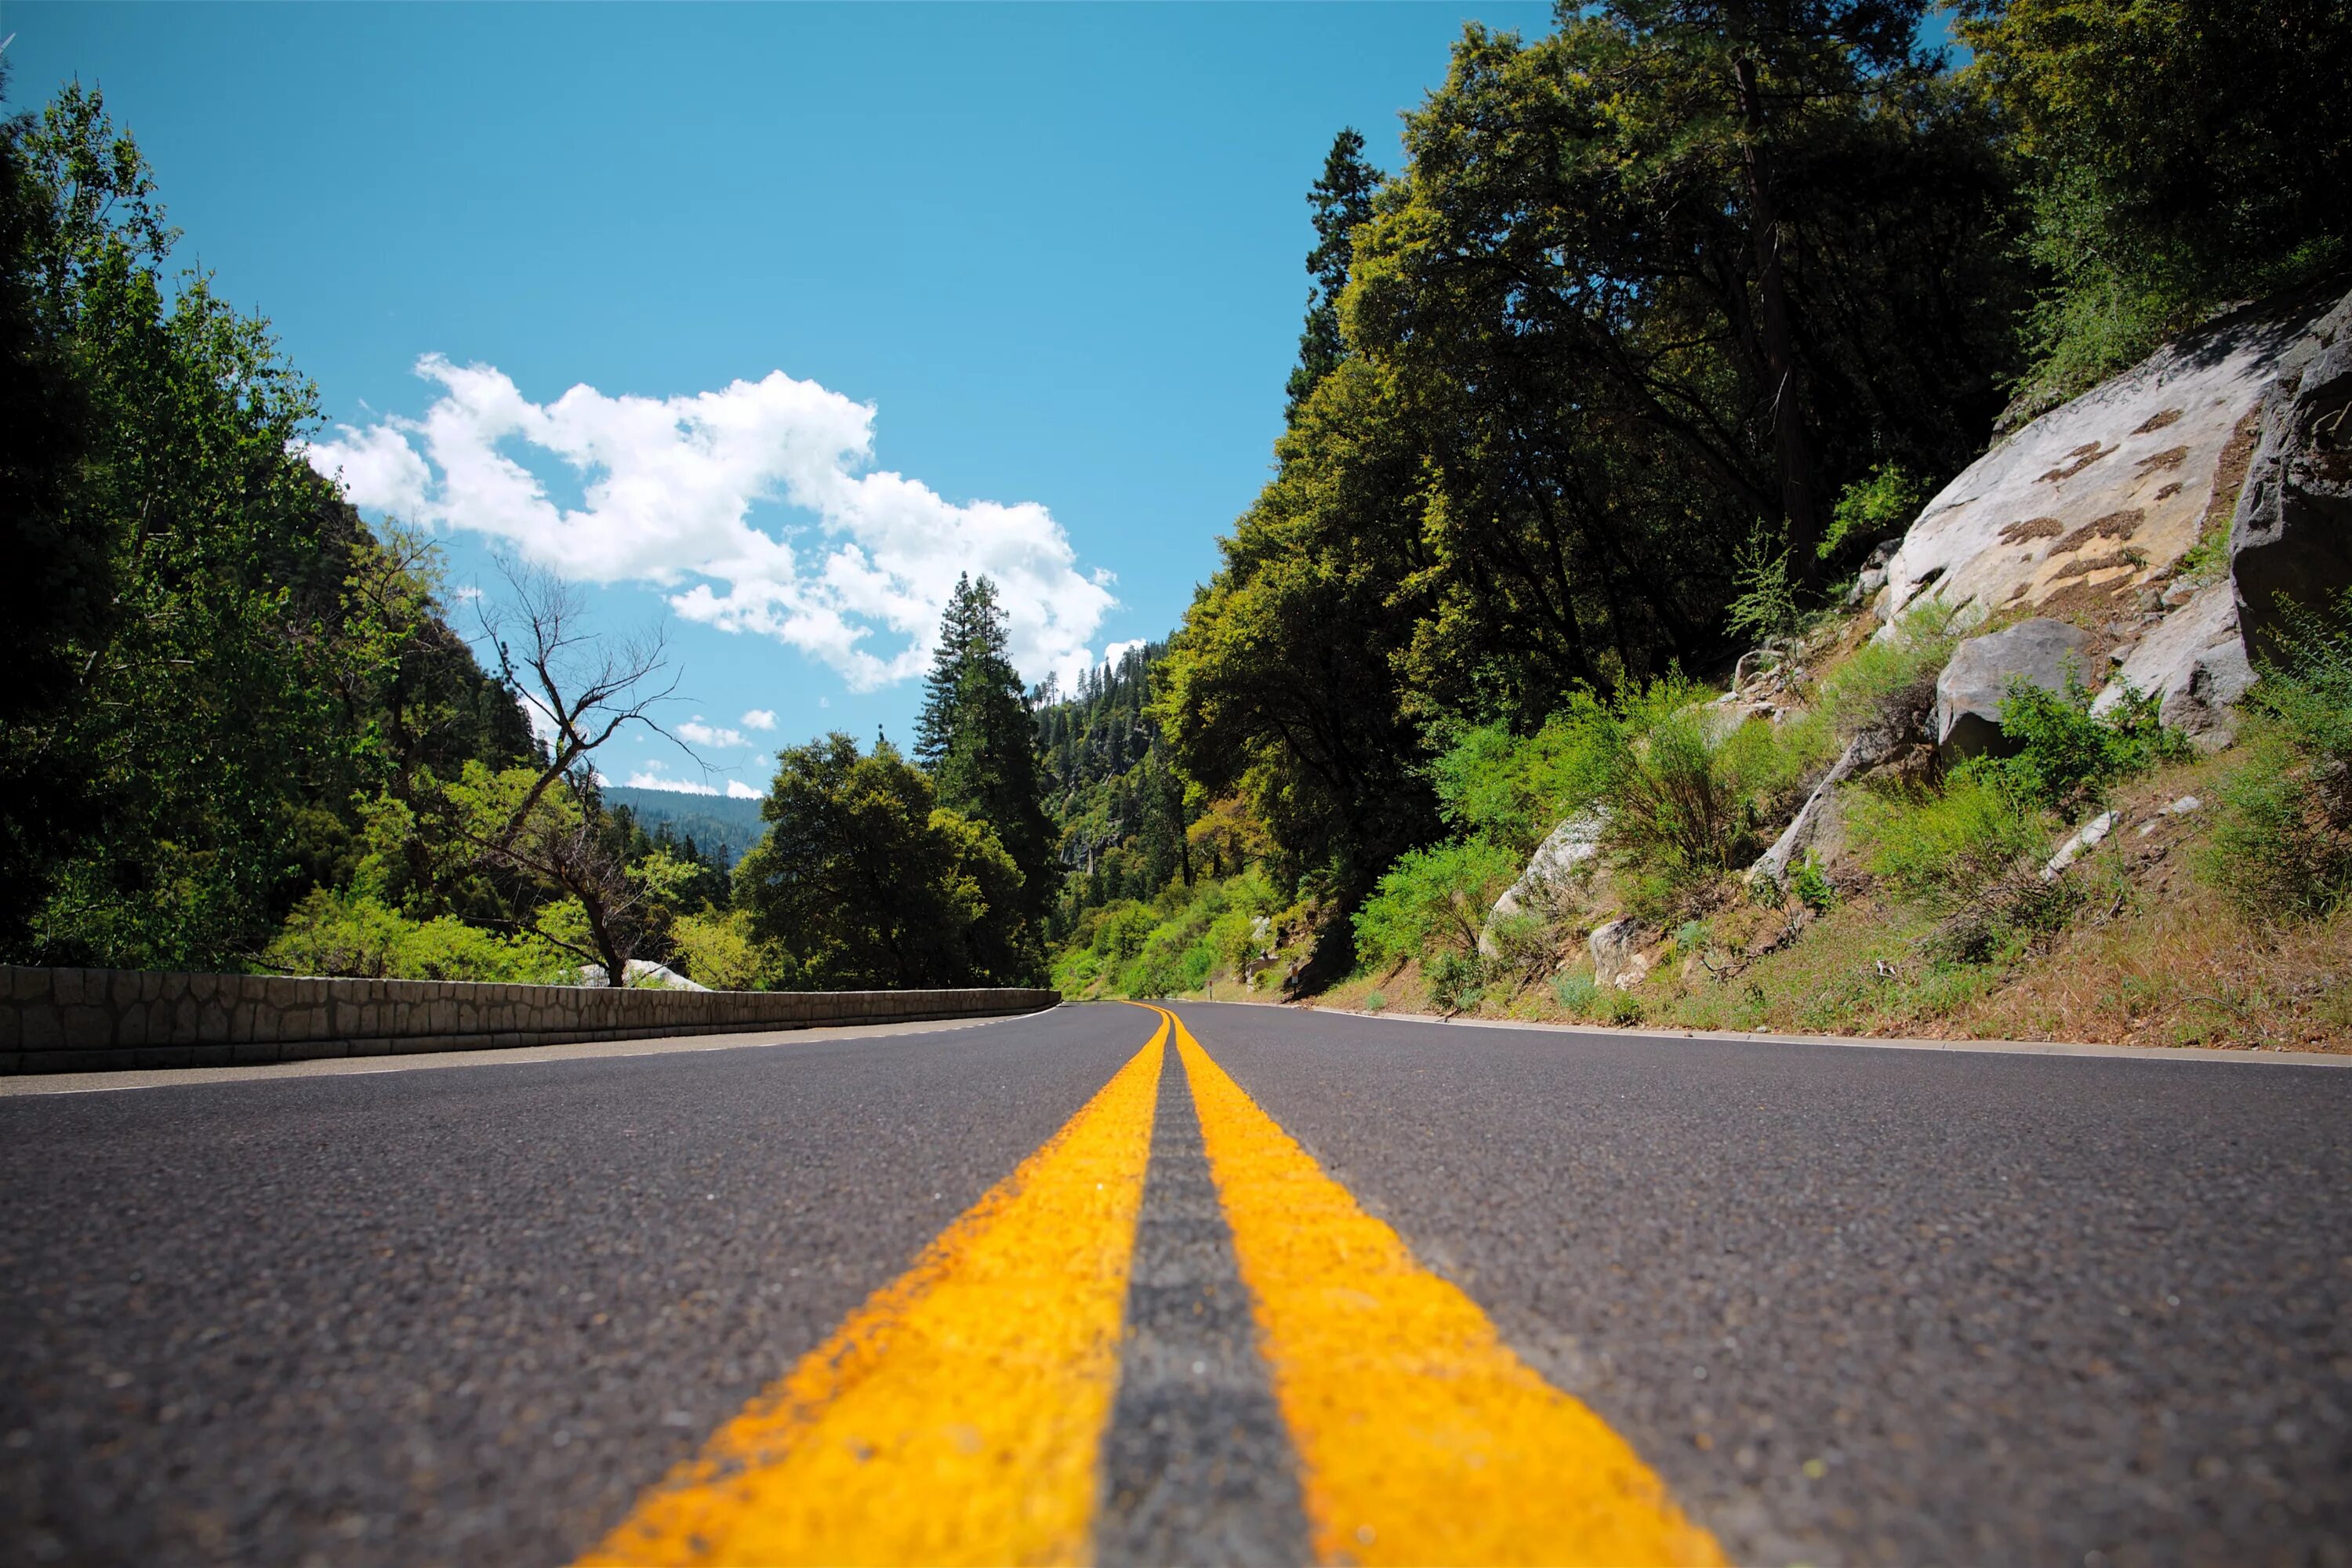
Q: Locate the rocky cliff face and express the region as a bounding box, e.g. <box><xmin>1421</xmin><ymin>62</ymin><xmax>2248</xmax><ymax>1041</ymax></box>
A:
<box><xmin>1876</xmin><ymin>283</ymin><xmax>2352</xmax><ymax>746</ymax></box>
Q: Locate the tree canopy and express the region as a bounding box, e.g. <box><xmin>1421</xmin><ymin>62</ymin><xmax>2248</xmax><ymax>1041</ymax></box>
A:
<box><xmin>735</xmin><ymin>735</ymin><xmax>1040</xmax><ymax>989</ymax></box>
<box><xmin>915</xmin><ymin>573</ymin><xmax>1062</xmax><ymax>930</ymax></box>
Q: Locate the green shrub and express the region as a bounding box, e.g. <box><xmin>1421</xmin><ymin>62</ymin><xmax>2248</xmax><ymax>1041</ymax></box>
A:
<box><xmin>264</xmin><ymin>888</ymin><xmax>563</xmax><ymax>982</ymax></box>
<box><xmin>1817</xmin><ymin>598</ymin><xmax>1965</xmax><ymax>739</ymax></box>
<box><xmin>1923</xmin><ymin>872</ymin><xmax>2082</xmax><ymax>964</ymax></box>
<box><xmin>1553</xmin><ymin>973</ymin><xmax>1600</xmax><ymax>1013</ymax></box>
<box><xmin>1425</xmin><ymin>949</ymin><xmax>1486</xmax><ymax>1014</ymax></box>
<box><xmin>1207</xmin><ymin>909</ymin><xmax>1261</xmax><ymax>973</ymax></box>
<box><xmin>2195</xmin><ymin>734</ymin><xmax>2350</xmax><ymax>920</ymax></box>
<box><xmin>1574</xmin><ymin>679</ymin><xmax>1827</xmax><ymax>919</ymax></box>
<box><xmin>1847</xmin><ymin>767</ymin><xmax>2047</xmax><ymax>911</ymax></box>
<box><xmin>1595</xmin><ymin>988</ymin><xmax>1645</xmax><ymax>1025</ymax></box>
<box><xmin>1088</xmin><ymin>901</ymin><xmax>1159</xmax><ymax>967</ymax></box>
<box><xmin>2194</xmin><ymin>592</ymin><xmax>2352</xmax><ymax>921</ymax></box>
<box><xmin>2252</xmin><ymin>591</ymin><xmax>2352</xmax><ymax>768</ymax></box>
<box><xmin>669</xmin><ymin>909</ymin><xmax>796</xmax><ymax>990</ymax></box>
<box><xmin>1363</xmin><ymin>990</ymin><xmax>1387</xmax><ymax>1013</ymax></box>
<box><xmin>1483</xmin><ymin>909</ymin><xmax>1556</xmax><ymax>977</ymax></box>
<box><xmin>1989</xmin><ymin>669</ymin><xmax>2188</xmax><ymax>813</ymax></box>
<box><xmin>1352</xmin><ymin>839</ymin><xmax>1520</xmax><ymax>971</ymax></box>
<box><xmin>1791</xmin><ymin>855</ymin><xmax>1836</xmax><ymax>913</ymax></box>
<box><xmin>1822</xmin><ymin>464</ymin><xmax>1931</xmax><ymax>561</ymax></box>
<box><xmin>1428</xmin><ymin>721</ymin><xmax>1603</xmax><ymax>858</ymax></box>
<box><xmin>1726</xmin><ymin>526</ymin><xmax>1802</xmax><ymax>646</ymax></box>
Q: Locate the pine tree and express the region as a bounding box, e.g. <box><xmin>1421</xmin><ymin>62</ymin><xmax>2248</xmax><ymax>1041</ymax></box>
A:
<box><xmin>913</xmin><ymin>574</ymin><xmax>1062</xmax><ymax>923</ymax></box>
<box><xmin>1283</xmin><ymin>128</ymin><xmax>1381</xmax><ymax>422</ymax></box>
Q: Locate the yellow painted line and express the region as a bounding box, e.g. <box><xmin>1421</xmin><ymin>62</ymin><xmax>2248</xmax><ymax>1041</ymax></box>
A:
<box><xmin>1162</xmin><ymin>1007</ymin><xmax>1726</xmax><ymax>1567</ymax></box>
<box><xmin>578</xmin><ymin>1015</ymin><xmax>1167</xmax><ymax>1567</ymax></box>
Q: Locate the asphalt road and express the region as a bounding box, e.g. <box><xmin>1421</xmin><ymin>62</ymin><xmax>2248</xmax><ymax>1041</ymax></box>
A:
<box><xmin>4</xmin><ymin>1000</ymin><xmax>2349</xmax><ymax>1566</ymax></box>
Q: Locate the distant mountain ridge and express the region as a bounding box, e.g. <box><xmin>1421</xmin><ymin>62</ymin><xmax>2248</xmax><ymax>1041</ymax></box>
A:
<box><xmin>601</xmin><ymin>786</ymin><xmax>767</xmax><ymax>867</ymax></box>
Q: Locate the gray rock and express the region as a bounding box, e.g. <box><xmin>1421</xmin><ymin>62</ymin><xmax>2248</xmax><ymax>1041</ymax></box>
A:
<box><xmin>1750</xmin><ymin>732</ymin><xmax>1891</xmax><ymax>885</ymax></box>
<box><xmin>2232</xmin><ymin>285</ymin><xmax>2352</xmax><ymax>662</ymax></box>
<box><xmin>1589</xmin><ymin>917</ymin><xmax>1651</xmax><ymax>990</ymax></box>
<box><xmin>2041</xmin><ymin>811</ymin><xmax>2117</xmax><ymax>881</ymax></box>
<box><xmin>2092</xmin><ymin>579</ymin><xmax>2254</xmax><ymax>747</ymax></box>
<box><xmin>1479</xmin><ymin>812</ymin><xmax>1604</xmax><ymax>957</ymax></box>
<box><xmin>572</xmin><ymin>959</ymin><xmax>709</xmax><ymax>991</ymax></box>
<box><xmin>1879</xmin><ymin>297</ymin><xmax>2326</xmax><ymax>637</ymax></box>
<box><xmin>1934</xmin><ymin>619</ymin><xmax>2096</xmax><ymax>763</ymax></box>
<box><xmin>1846</xmin><ymin>539</ymin><xmax>1901</xmax><ymax>608</ymax></box>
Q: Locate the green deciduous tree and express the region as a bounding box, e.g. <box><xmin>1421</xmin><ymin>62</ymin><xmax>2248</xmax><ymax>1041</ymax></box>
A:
<box><xmin>736</xmin><ymin>733</ymin><xmax>1043</xmax><ymax>988</ymax></box>
<box><xmin>0</xmin><ymin>82</ymin><xmax>537</xmax><ymax>971</ymax></box>
<box><xmin>7</xmin><ymin>85</ymin><xmax>383</xmax><ymax>964</ymax></box>
<box><xmin>1964</xmin><ymin>0</ymin><xmax>2352</xmax><ymax>409</ymax></box>
<box><xmin>1157</xmin><ymin>358</ymin><xmax>1443</xmax><ymax>927</ymax></box>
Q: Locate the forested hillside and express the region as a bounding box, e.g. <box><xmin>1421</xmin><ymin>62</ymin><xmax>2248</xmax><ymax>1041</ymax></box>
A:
<box><xmin>1031</xmin><ymin>643</ymin><xmax>1192</xmax><ymax>936</ymax></box>
<box><xmin>601</xmin><ymin>788</ymin><xmax>765</xmax><ymax>869</ymax></box>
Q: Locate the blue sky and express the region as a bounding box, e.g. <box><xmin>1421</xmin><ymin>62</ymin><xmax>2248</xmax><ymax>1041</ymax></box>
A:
<box><xmin>2</xmin><ymin>1</ymin><xmax>1553</xmax><ymax>797</ymax></box>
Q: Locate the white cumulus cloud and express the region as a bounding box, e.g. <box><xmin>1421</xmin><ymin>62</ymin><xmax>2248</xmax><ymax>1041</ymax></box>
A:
<box><xmin>725</xmin><ymin>779</ymin><xmax>764</xmax><ymax>800</ymax></box>
<box><xmin>621</xmin><ymin>769</ymin><xmax>719</xmax><ymax>797</ymax></box>
<box><xmin>740</xmin><ymin>708</ymin><xmax>777</xmax><ymax>731</ymax></box>
<box><xmin>1101</xmin><ymin>638</ymin><xmax>1149</xmax><ymax>670</ymax></box>
<box><xmin>678</xmin><ymin>717</ymin><xmax>749</xmax><ymax>749</ymax></box>
<box><xmin>306</xmin><ymin>355</ymin><xmax>1117</xmax><ymax>691</ymax></box>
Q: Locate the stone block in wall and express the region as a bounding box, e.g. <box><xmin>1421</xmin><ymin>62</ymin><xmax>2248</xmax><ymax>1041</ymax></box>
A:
<box><xmin>230</xmin><ymin>1041</ymin><xmax>279</xmax><ymax>1066</ymax></box>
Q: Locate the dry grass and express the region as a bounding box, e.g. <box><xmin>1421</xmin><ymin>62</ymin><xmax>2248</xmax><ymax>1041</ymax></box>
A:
<box><xmin>1283</xmin><ymin>750</ymin><xmax>2351</xmax><ymax>1053</ymax></box>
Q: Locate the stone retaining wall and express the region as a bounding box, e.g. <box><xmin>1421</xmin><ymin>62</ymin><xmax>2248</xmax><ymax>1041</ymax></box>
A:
<box><xmin>0</xmin><ymin>967</ymin><xmax>1058</xmax><ymax>1075</ymax></box>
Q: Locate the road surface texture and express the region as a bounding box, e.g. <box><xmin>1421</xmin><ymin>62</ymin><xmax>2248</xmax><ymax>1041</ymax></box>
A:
<box><xmin>1</xmin><ymin>998</ymin><xmax>2344</xmax><ymax>1566</ymax></box>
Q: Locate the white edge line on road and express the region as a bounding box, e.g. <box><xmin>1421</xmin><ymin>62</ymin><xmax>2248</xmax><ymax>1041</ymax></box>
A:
<box><xmin>0</xmin><ymin>1003</ymin><xmax>1066</xmax><ymax>1098</ymax></box>
<box><xmin>1163</xmin><ymin>996</ymin><xmax>2350</xmax><ymax>1068</ymax></box>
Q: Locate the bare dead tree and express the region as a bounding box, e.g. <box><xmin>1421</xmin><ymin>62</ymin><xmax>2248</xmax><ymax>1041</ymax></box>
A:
<box><xmin>464</xmin><ymin>560</ymin><xmax>694</xmax><ymax>987</ymax></box>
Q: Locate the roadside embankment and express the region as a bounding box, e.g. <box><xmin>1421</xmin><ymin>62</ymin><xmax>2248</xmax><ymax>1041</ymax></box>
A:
<box><xmin>0</xmin><ymin>967</ymin><xmax>1058</xmax><ymax>1075</ymax></box>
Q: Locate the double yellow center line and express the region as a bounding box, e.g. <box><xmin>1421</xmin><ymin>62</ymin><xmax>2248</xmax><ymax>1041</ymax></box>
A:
<box><xmin>582</xmin><ymin>1007</ymin><xmax>1722</xmax><ymax>1566</ymax></box>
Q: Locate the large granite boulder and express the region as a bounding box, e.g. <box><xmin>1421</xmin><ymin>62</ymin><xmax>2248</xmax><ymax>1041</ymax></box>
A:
<box><xmin>2231</xmin><ymin>288</ymin><xmax>2352</xmax><ymax>662</ymax></box>
<box><xmin>1879</xmin><ymin>296</ymin><xmax>2330</xmax><ymax>635</ymax></box>
<box><xmin>1934</xmin><ymin>619</ymin><xmax>2095</xmax><ymax>762</ymax></box>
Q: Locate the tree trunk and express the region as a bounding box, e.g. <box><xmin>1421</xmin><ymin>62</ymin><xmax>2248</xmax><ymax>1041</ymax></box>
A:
<box><xmin>1733</xmin><ymin>51</ymin><xmax>1822</xmax><ymax>586</ymax></box>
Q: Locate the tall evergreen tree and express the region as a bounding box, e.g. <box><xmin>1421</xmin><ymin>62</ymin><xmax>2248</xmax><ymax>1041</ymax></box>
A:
<box><xmin>913</xmin><ymin>574</ymin><xmax>1062</xmax><ymax>922</ymax></box>
<box><xmin>1283</xmin><ymin>128</ymin><xmax>1382</xmax><ymax>422</ymax></box>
